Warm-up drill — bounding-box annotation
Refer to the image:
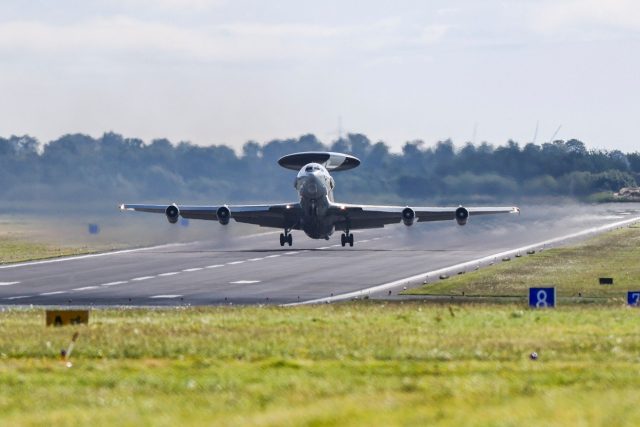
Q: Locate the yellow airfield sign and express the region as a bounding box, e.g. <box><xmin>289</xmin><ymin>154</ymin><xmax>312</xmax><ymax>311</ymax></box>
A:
<box><xmin>46</xmin><ymin>310</ymin><xmax>89</xmax><ymax>327</ymax></box>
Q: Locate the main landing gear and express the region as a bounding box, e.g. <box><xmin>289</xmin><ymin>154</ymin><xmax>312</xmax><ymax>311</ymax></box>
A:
<box><xmin>279</xmin><ymin>232</ymin><xmax>292</xmax><ymax>247</ymax></box>
<box><xmin>340</xmin><ymin>232</ymin><xmax>354</xmax><ymax>247</ymax></box>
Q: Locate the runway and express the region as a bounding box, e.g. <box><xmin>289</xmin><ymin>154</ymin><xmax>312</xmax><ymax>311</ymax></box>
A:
<box><xmin>1</xmin><ymin>203</ymin><xmax>639</xmax><ymax>306</ymax></box>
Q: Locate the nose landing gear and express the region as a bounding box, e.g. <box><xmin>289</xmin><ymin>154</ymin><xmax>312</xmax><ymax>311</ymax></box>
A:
<box><xmin>340</xmin><ymin>232</ymin><xmax>354</xmax><ymax>247</ymax></box>
<box><xmin>279</xmin><ymin>231</ymin><xmax>293</xmax><ymax>247</ymax></box>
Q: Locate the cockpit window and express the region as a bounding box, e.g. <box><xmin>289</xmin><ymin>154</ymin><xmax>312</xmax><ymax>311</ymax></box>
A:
<box><xmin>305</xmin><ymin>166</ymin><xmax>313</xmax><ymax>172</ymax></box>
<box><xmin>305</xmin><ymin>165</ymin><xmax>321</xmax><ymax>172</ymax></box>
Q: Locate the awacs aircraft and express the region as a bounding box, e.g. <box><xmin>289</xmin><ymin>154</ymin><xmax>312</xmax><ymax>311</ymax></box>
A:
<box><xmin>120</xmin><ymin>152</ymin><xmax>519</xmax><ymax>247</ymax></box>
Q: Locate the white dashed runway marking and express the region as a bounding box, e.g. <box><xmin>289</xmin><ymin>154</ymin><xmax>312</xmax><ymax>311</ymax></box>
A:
<box><xmin>183</xmin><ymin>267</ymin><xmax>203</xmax><ymax>272</ymax></box>
<box><xmin>158</xmin><ymin>272</ymin><xmax>180</xmax><ymax>277</ymax></box>
<box><xmin>0</xmin><ymin>282</ymin><xmax>19</xmax><ymax>286</ymax></box>
<box><xmin>228</xmin><ymin>261</ymin><xmax>245</xmax><ymax>265</ymax></box>
<box><xmin>150</xmin><ymin>294</ymin><xmax>182</xmax><ymax>299</ymax></box>
<box><xmin>132</xmin><ymin>276</ymin><xmax>155</xmax><ymax>281</ymax></box>
<box><xmin>40</xmin><ymin>291</ymin><xmax>66</xmax><ymax>296</ymax></box>
<box><xmin>101</xmin><ymin>281</ymin><xmax>128</xmax><ymax>286</ymax></box>
<box><xmin>230</xmin><ymin>280</ymin><xmax>261</xmax><ymax>284</ymax></box>
<box><xmin>4</xmin><ymin>295</ymin><xmax>30</xmax><ymax>300</ymax></box>
<box><xmin>72</xmin><ymin>286</ymin><xmax>99</xmax><ymax>291</ymax></box>
<box><xmin>205</xmin><ymin>264</ymin><xmax>223</xmax><ymax>269</ymax></box>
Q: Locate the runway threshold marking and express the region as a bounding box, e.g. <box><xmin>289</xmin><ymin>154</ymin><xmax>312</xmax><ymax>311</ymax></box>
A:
<box><xmin>288</xmin><ymin>215</ymin><xmax>640</xmax><ymax>306</ymax></box>
<box><xmin>150</xmin><ymin>294</ymin><xmax>182</xmax><ymax>299</ymax></box>
<box><xmin>0</xmin><ymin>282</ymin><xmax>19</xmax><ymax>286</ymax></box>
<box><xmin>230</xmin><ymin>280</ymin><xmax>261</xmax><ymax>284</ymax></box>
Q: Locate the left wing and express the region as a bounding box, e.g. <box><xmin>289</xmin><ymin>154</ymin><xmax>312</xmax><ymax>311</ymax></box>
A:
<box><xmin>327</xmin><ymin>203</ymin><xmax>519</xmax><ymax>230</ymax></box>
<box><xmin>120</xmin><ymin>203</ymin><xmax>303</xmax><ymax>230</ymax></box>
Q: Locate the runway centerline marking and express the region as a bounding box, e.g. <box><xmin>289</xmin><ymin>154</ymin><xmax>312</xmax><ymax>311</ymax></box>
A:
<box><xmin>265</xmin><ymin>255</ymin><xmax>280</xmax><ymax>258</ymax></box>
<box><xmin>227</xmin><ymin>261</ymin><xmax>245</xmax><ymax>265</ymax></box>
<box><xmin>183</xmin><ymin>267</ymin><xmax>203</xmax><ymax>272</ymax></box>
<box><xmin>132</xmin><ymin>276</ymin><xmax>155</xmax><ymax>281</ymax></box>
<box><xmin>72</xmin><ymin>286</ymin><xmax>99</xmax><ymax>291</ymax></box>
<box><xmin>0</xmin><ymin>282</ymin><xmax>19</xmax><ymax>286</ymax></box>
<box><xmin>40</xmin><ymin>291</ymin><xmax>67</xmax><ymax>296</ymax></box>
<box><xmin>317</xmin><ymin>246</ymin><xmax>331</xmax><ymax>250</ymax></box>
<box><xmin>285</xmin><ymin>251</ymin><xmax>299</xmax><ymax>255</ymax></box>
<box><xmin>230</xmin><ymin>280</ymin><xmax>261</xmax><ymax>284</ymax></box>
<box><xmin>150</xmin><ymin>294</ymin><xmax>182</xmax><ymax>299</ymax></box>
<box><xmin>205</xmin><ymin>264</ymin><xmax>224</xmax><ymax>269</ymax></box>
<box><xmin>4</xmin><ymin>295</ymin><xmax>30</xmax><ymax>300</ymax></box>
<box><xmin>101</xmin><ymin>281</ymin><xmax>128</xmax><ymax>286</ymax></box>
<box><xmin>248</xmin><ymin>258</ymin><xmax>263</xmax><ymax>262</ymax></box>
<box><xmin>158</xmin><ymin>272</ymin><xmax>180</xmax><ymax>277</ymax></box>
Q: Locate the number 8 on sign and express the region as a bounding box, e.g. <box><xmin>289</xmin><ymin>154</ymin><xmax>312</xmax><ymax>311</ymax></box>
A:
<box><xmin>529</xmin><ymin>287</ymin><xmax>555</xmax><ymax>308</ymax></box>
<box><xmin>536</xmin><ymin>290</ymin><xmax>548</xmax><ymax>307</ymax></box>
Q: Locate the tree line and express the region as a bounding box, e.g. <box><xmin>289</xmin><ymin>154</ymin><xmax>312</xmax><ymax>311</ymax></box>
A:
<box><xmin>1</xmin><ymin>132</ymin><xmax>638</xmax><ymax>212</ymax></box>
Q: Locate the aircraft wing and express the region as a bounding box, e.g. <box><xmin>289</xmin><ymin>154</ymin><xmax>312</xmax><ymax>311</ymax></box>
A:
<box><xmin>327</xmin><ymin>203</ymin><xmax>519</xmax><ymax>230</ymax></box>
<box><xmin>120</xmin><ymin>203</ymin><xmax>303</xmax><ymax>229</ymax></box>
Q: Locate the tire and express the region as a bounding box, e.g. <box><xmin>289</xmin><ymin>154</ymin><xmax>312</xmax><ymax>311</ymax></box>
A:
<box><xmin>287</xmin><ymin>234</ymin><xmax>293</xmax><ymax>246</ymax></box>
<box><xmin>348</xmin><ymin>233</ymin><xmax>354</xmax><ymax>247</ymax></box>
<box><xmin>341</xmin><ymin>233</ymin><xmax>346</xmax><ymax>247</ymax></box>
<box><xmin>279</xmin><ymin>233</ymin><xmax>285</xmax><ymax>246</ymax></box>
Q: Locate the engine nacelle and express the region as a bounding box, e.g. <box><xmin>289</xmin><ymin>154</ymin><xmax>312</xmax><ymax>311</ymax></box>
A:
<box><xmin>165</xmin><ymin>204</ymin><xmax>180</xmax><ymax>224</ymax></box>
<box><xmin>455</xmin><ymin>206</ymin><xmax>469</xmax><ymax>226</ymax></box>
<box><xmin>216</xmin><ymin>206</ymin><xmax>231</xmax><ymax>225</ymax></box>
<box><xmin>402</xmin><ymin>207</ymin><xmax>416</xmax><ymax>226</ymax></box>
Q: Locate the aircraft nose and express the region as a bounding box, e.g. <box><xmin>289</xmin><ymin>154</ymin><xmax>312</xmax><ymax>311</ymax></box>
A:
<box><xmin>300</xmin><ymin>174</ymin><xmax>325</xmax><ymax>198</ymax></box>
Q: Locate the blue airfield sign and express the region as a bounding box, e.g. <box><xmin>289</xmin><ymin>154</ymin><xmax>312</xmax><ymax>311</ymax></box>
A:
<box><xmin>529</xmin><ymin>287</ymin><xmax>556</xmax><ymax>308</ymax></box>
<box><xmin>627</xmin><ymin>291</ymin><xmax>640</xmax><ymax>306</ymax></box>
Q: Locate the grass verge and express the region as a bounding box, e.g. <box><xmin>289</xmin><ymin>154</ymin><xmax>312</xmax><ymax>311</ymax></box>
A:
<box><xmin>1</xmin><ymin>304</ymin><xmax>640</xmax><ymax>426</ymax></box>
<box><xmin>0</xmin><ymin>235</ymin><xmax>97</xmax><ymax>264</ymax></box>
<box><xmin>404</xmin><ymin>224</ymin><xmax>640</xmax><ymax>301</ymax></box>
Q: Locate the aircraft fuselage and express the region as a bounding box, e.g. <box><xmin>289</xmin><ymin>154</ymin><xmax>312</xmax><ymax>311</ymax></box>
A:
<box><xmin>295</xmin><ymin>163</ymin><xmax>337</xmax><ymax>239</ymax></box>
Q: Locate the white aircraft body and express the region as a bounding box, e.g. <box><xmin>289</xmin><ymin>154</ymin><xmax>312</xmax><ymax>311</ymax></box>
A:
<box><xmin>121</xmin><ymin>152</ymin><xmax>519</xmax><ymax>247</ymax></box>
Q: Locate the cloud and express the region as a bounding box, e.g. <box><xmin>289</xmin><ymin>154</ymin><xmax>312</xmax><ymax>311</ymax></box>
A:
<box><xmin>0</xmin><ymin>16</ymin><xmax>447</xmax><ymax>64</ymax></box>
<box><xmin>529</xmin><ymin>0</ymin><xmax>640</xmax><ymax>40</ymax></box>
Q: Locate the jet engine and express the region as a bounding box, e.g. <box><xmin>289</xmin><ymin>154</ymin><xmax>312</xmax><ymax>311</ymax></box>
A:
<box><xmin>216</xmin><ymin>206</ymin><xmax>231</xmax><ymax>225</ymax></box>
<box><xmin>455</xmin><ymin>207</ymin><xmax>469</xmax><ymax>226</ymax></box>
<box><xmin>402</xmin><ymin>207</ymin><xmax>416</xmax><ymax>226</ymax></box>
<box><xmin>165</xmin><ymin>204</ymin><xmax>180</xmax><ymax>224</ymax></box>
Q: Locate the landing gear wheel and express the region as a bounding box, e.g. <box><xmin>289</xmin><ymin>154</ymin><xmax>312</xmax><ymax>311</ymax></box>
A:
<box><xmin>279</xmin><ymin>233</ymin><xmax>286</xmax><ymax>247</ymax></box>
<box><xmin>341</xmin><ymin>233</ymin><xmax>346</xmax><ymax>247</ymax></box>
<box><xmin>287</xmin><ymin>233</ymin><xmax>293</xmax><ymax>246</ymax></box>
<box><xmin>348</xmin><ymin>233</ymin><xmax>354</xmax><ymax>247</ymax></box>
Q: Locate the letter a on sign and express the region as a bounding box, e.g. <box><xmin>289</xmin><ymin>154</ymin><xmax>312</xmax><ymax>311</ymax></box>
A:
<box><xmin>529</xmin><ymin>287</ymin><xmax>556</xmax><ymax>308</ymax></box>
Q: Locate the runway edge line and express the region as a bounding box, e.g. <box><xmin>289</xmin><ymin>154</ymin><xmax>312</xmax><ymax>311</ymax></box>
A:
<box><xmin>286</xmin><ymin>216</ymin><xmax>640</xmax><ymax>306</ymax></box>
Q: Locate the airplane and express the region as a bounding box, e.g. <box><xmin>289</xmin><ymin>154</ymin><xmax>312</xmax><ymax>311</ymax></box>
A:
<box><xmin>120</xmin><ymin>151</ymin><xmax>519</xmax><ymax>247</ymax></box>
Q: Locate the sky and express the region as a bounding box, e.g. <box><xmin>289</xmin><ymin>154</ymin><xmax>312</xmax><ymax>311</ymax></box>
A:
<box><xmin>0</xmin><ymin>0</ymin><xmax>639</xmax><ymax>152</ymax></box>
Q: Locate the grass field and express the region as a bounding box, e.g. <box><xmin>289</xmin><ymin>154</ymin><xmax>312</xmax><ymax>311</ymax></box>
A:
<box><xmin>1</xmin><ymin>304</ymin><xmax>640</xmax><ymax>426</ymax></box>
<box><xmin>405</xmin><ymin>224</ymin><xmax>640</xmax><ymax>301</ymax></box>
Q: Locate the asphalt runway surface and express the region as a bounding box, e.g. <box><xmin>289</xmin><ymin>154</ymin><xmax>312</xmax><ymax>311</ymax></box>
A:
<box><xmin>1</xmin><ymin>203</ymin><xmax>639</xmax><ymax>307</ymax></box>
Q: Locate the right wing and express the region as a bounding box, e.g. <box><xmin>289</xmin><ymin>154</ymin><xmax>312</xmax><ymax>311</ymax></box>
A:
<box><xmin>327</xmin><ymin>203</ymin><xmax>520</xmax><ymax>230</ymax></box>
<box><xmin>120</xmin><ymin>203</ymin><xmax>303</xmax><ymax>230</ymax></box>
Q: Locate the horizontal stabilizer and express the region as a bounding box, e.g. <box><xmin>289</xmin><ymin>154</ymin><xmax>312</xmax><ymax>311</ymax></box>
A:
<box><xmin>278</xmin><ymin>152</ymin><xmax>360</xmax><ymax>171</ymax></box>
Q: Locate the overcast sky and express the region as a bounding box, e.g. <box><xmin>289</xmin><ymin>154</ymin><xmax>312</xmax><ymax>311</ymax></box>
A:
<box><xmin>0</xmin><ymin>0</ymin><xmax>638</xmax><ymax>152</ymax></box>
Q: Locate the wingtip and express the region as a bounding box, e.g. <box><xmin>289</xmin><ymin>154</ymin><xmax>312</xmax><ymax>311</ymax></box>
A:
<box><xmin>513</xmin><ymin>207</ymin><xmax>521</xmax><ymax>214</ymax></box>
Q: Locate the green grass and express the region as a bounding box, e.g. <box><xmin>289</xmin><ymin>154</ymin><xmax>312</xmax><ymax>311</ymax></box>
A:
<box><xmin>405</xmin><ymin>225</ymin><xmax>640</xmax><ymax>301</ymax></box>
<box><xmin>2</xmin><ymin>305</ymin><xmax>640</xmax><ymax>426</ymax></box>
<box><xmin>0</xmin><ymin>235</ymin><xmax>96</xmax><ymax>264</ymax></box>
